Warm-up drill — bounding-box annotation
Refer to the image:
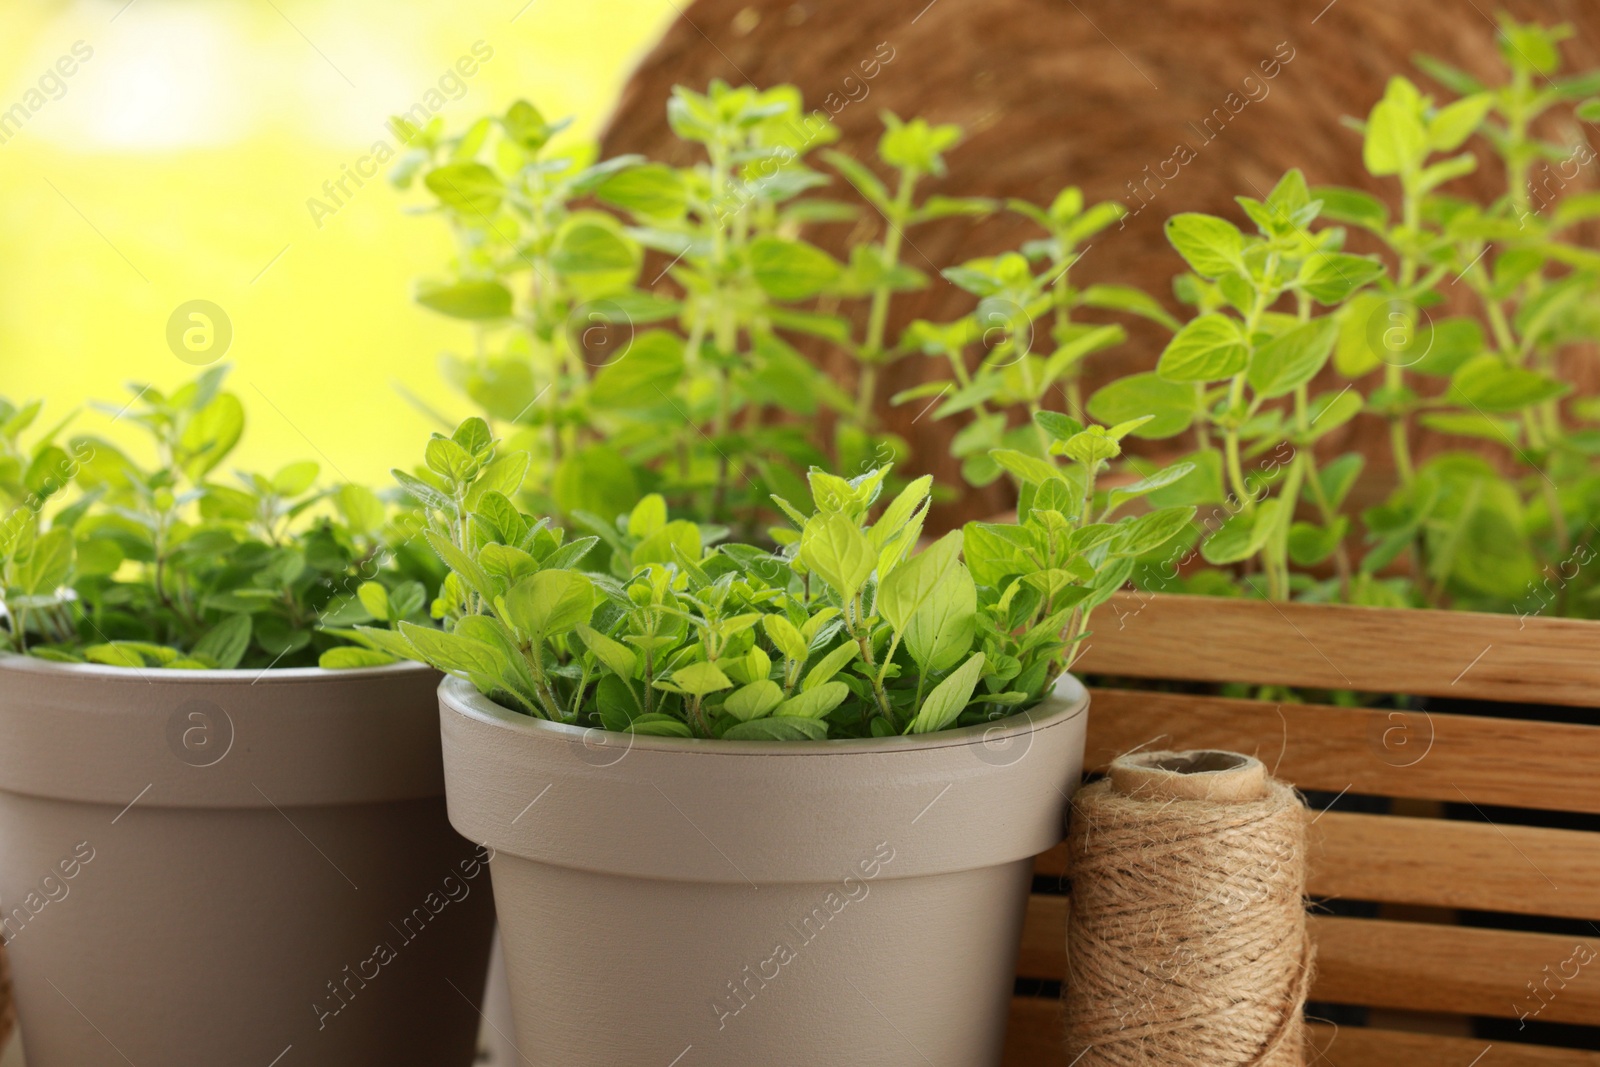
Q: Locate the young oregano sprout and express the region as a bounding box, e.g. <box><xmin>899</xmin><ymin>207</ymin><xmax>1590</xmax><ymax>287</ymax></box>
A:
<box><xmin>894</xmin><ymin>187</ymin><xmax>1172</xmax><ymax>488</ymax></box>
<box><xmin>822</xmin><ymin>112</ymin><xmax>994</xmax><ymax>466</ymax></box>
<box><xmin>381</xmin><ymin>420</ymin><xmax>1194</xmax><ymax>739</ymax></box>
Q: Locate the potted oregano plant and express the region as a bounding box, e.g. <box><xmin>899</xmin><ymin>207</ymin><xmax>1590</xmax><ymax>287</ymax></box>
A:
<box><xmin>394</xmin><ymin>84</ymin><xmax>999</xmax><ymax>536</ymax></box>
<box><xmin>0</xmin><ymin>368</ymin><xmax>493</xmax><ymax>1067</ymax></box>
<box><xmin>360</xmin><ymin>412</ymin><xmax>1191</xmax><ymax>1065</ymax></box>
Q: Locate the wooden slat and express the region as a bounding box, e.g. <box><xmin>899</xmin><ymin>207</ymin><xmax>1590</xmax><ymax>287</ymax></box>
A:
<box><xmin>1307</xmin><ymin>811</ymin><xmax>1600</xmax><ymax>918</ymax></box>
<box><xmin>1002</xmin><ymin>1002</ymin><xmax>1600</xmax><ymax>1067</ymax></box>
<box><xmin>1315</xmin><ymin>916</ymin><xmax>1600</xmax><ymax>1024</ymax></box>
<box><xmin>1001</xmin><ymin>997</ymin><xmax>1062</xmax><ymax>1066</ymax></box>
<box><xmin>1034</xmin><ymin>811</ymin><xmax>1600</xmax><ymax>918</ymax></box>
<box><xmin>1079</xmin><ymin>592</ymin><xmax>1600</xmax><ymax>708</ymax></box>
<box><xmin>1082</xmin><ymin>687</ymin><xmax>1600</xmax><ymax>814</ymax></box>
<box><xmin>1019</xmin><ymin>898</ymin><xmax>1600</xmax><ymax>1024</ymax></box>
<box><xmin>1305</xmin><ymin>1023</ymin><xmax>1600</xmax><ymax>1066</ymax></box>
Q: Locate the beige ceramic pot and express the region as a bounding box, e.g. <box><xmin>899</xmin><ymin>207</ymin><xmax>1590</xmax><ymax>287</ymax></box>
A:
<box><xmin>0</xmin><ymin>656</ymin><xmax>496</xmax><ymax>1067</ymax></box>
<box><xmin>440</xmin><ymin>672</ymin><xmax>1089</xmax><ymax>1067</ymax></box>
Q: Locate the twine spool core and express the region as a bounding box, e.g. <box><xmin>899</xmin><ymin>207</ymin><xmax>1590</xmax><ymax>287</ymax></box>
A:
<box><xmin>1108</xmin><ymin>749</ymin><xmax>1266</xmax><ymax>803</ymax></box>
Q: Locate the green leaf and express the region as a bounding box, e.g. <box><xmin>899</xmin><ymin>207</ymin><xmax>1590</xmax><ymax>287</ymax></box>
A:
<box><xmin>763</xmin><ymin>615</ymin><xmax>810</xmax><ymax>661</ymax></box>
<box><xmin>631</xmin><ymin>520</ymin><xmax>701</xmax><ymax>569</ymax></box>
<box><xmin>1300</xmin><ymin>253</ymin><xmax>1384</xmax><ymax>305</ymax></box>
<box><xmin>1077</xmin><ymin>284</ymin><xmax>1181</xmax><ymax>331</ymax></box>
<box><xmin>799</xmin><ymin>512</ymin><xmax>876</xmax><ymax>600</ymax></box>
<box><xmin>335</xmin><ymin>484</ymin><xmax>386</xmax><ymax>535</ymax></box>
<box><xmin>85</xmin><ymin>643</ymin><xmax>147</xmax><ymax>668</ymax></box>
<box><xmin>595</xmin><ymin>163</ymin><xmax>688</xmax><ymax>218</ymax></box>
<box><xmin>18</xmin><ymin>527</ymin><xmax>73</xmax><ymax>596</ymax></box>
<box><xmin>724</xmin><ymin>680</ymin><xmax>784</xmax><ymax>721</ymax></box>
<box><xmin>906</xmin><ymin>652</ymin><xmax>986</xmax><ymax>734</ymax></box>
<box><xmin>1428</xmin><ymin>94</ymin><xmax>1492</xmax><ymax>152</ymax></box>
<box><xmin>823</xmin><ymin>150</ymin><xmax>890</xmax><ymax>209</ymax></box>
<box><xmin>500</xmin><ymin>570</ymin><xmax>596</xmax><ymax>640</ymax></box>
<box><xmin>663</xmin><ymin>660</ymin><xmax>734</xmax><ymax>698</ymax></box>
<box><xmin>802</xmin><ymin>641</ymin><xmax>860</xmax><ymax>689</ymax></box>
<box><xmin>1107</xmin><ymin>462</ymin><xmax>1198</xmax><ymax>510</ymax></box>
<box><xmin>749</xmin><ymin>237</ymin><xmax>843</xmax><ymax>301</ymax></box>
<box><xmin>179</xmin><ymin>393</ymin><xmax>244</xmax><ymax>478</ymax></box>
<box><xmin>1315</xmin><ymin>186</ymin><xmax>1389</xmax><ymax>231</ymax></box>
<box><xmin>575</xmin><ymin>623</ymin><xmax>638</xmax><ymax>680</ymax></box>
<box><xmin>1248</xmin><ymin>317</ymin><xmax>1338</xmax><ymax>398</ymax></box>
<box><xmin>192</xmin><ymin>614</ymin><xmax>251</xmax><ymax>669</ymax></box>
<box><xmin>552</xmin><ymin>445</ymin><xmax>639</xmax><ymax>524</ymax></box>
<box><xmin>1448</xmin><ymin>355</ymin><xmax>1570</xmax><ymax>412</ymax></box>
<box><xmin>1418</xmin><ymin>411</ymin><xmax>1521</xmax><ymax>443</ymax></box>
<box><xmin>319</xmin><ymin>647</ymin><xmax>397</xmax><ymax>669</ymax></box>
<box><xmin>464</xmin><ymin>451</ymin><xmax>530</xmax><ymax>509</ymax></box>
<box><xmin>415</xmin><ymin>279</ymin><xmax>513</xmax><ymax>320</ymax></box>
<box><xmin>1115</xmin><ymin>505</ymin><xmax>1197</xmax><ymax>556</ymax></box>
<box><xmin>425</xmin><ymin>436</ymin><xmax>479</xmax><ymax>482</ymax></box>
<box><xmin>1201</xmin><ymin>499</ymin><xmax>1285</xmax><ymax>564</ymax></box>
<box><xmin>389</xmin><ymin>581</ymin><xmax>426</xmax><ymax>620</ymax></box>
<box><xmin>589</xmin><ymin>330</ymin><xmax>684</xmax><ymax>408</ymax></box>
<box><xmin>1316</xmin><ymin>454</ymin><xmax>1365</xmax><ymax>510</ymax></box>
<box><xmin>396</xmin><ymin>622</ymin><xmax>502</xmax><ymax>677</ymax></box>
<box><xmin>552</xmin><ymin>215</ymin><xmax>640</xmax><ymax>277</ymax></box>
<box><xmin>425</xmin><ymin>162</ymin><xmax>503</xmax><ymax>217</ymax></box>
<box><xmin>878</xmin><ymin>531</ymin><xmax>963</xmax><ymax>634</ymax></box>
<box><xmin>773</xmin><ymin>681</ymin><xmax>849</xmax><ymax>720</ymax></box>
<box><xmin>349</xmin><ymin>625</ymin><xmax>422</xmax><ymax>661</ymax></box>
<box><xmin>904</xmin><ymin>563</ymin><xmax>977</xmax><ymax>673</ymax></box>
<box><xmin>1156</xmin><ymin>314</ymin><xmax>1248</xmax><ymax>382</ymax></box>
<box><xmin>722</xmin><ymin>716</ymin><xmax>829</xmax><ymax>741</ymax></box>
<box><xmin>1301</xmin><ymin>389</ymin><xmax>1362</xmax><ymax>440</ymax></box>
<box><xmin>630</xmin><ymin>715</ymin><xmax>696</xmax><ymax>738</ymax></box>
<box><xmin>1087</xmin><ymin>372</ymin><xmax>1198</xmax><ymax>439</ymax></box>
<box><xmin>1363</xmin><ymin>85</ymin><xmax>1427</xmax><ymax>177</ymax></box>
<box><xmin>1164</xmin><ymin>214</ymin><xmax>1244</xmax><ymax>279</ymax></box>
<box><xmin>426</xmin><ymin>530</ymin><xmax>498</xmax><ymax>601</ymax></box>
<box><xmin>989</xmin><ymin>449</ymin><xmax>1062</xmax><ymax>486</ymax></box>
<box><xmin>1288</xmin><ymin>518</ymin><xmax>1349</xmax><ymax>567</ymax></box>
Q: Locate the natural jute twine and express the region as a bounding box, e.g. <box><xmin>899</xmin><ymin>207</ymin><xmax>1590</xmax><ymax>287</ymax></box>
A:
<box><xmin>1064</xmin><ymin>750</ymin><xmax>1312</xmax><ymax>1066</ymax></box>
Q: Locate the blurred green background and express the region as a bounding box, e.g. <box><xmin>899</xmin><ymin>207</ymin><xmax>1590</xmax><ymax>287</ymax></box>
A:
<box><xmin>0</xmin><ymin>0</ymin><xmax>674</xmax><ymax>483</ymax></box>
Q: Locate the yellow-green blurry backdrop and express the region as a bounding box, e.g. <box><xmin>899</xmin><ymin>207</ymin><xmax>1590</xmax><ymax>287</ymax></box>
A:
<box><xmin>0</xmin><ymin>0</ymin><xmax>674</xmax><ymax>484</ymax></box>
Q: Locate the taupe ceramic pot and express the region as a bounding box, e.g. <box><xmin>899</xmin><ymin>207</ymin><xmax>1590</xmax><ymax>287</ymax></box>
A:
<box><xmin>0</xmin><ymin>656</ymin><xmax>496</xmax><ymax>1067</ymax></box>
<box><xmin>440</xmin><ymin>672</ymin><xmax>1089</xmax><ymax>1067</ymax></box>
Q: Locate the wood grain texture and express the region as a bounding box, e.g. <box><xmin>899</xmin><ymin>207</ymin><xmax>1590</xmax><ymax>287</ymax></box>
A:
<box><xmin>1077</xmin><ymin>593</ymin><xmax>1600</xmax><ymax>707</ymax></box>
<box><xmin>1019</xmin><ymin>897</ymin><xmax>1600</xmax><ymax>1024</ymax></box>
<box><xmin>1034</xmin><ymin>810</ymin><xmax>1600</xmax><ymax>918</ymax></box>
<box><xmin>1080</xmin><ymin>686</ymin><xmax>1600</xmax><ymax>814</ymax></box>
<box><xmin>1305</xmin><ymin>1024</ymin><xmax>1600</xmax><ymax>1067</ymax></box>
<box><xmin>1003</xmin><ymin>1001</ymin><xmax>1600</xmax><ymax>1066</ymax></box>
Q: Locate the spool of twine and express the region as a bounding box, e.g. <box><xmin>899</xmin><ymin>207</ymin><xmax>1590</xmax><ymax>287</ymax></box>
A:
<box><xmin>1064</xmin><ymin>750</ymin><xmax>1312</xmax><ymax>1066</ymax></box>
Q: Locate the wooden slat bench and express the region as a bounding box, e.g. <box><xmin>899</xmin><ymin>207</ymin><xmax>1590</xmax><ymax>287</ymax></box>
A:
<box><xmin>1003</xmin><ymin>592</ymin><xmax>1600</xmax><ymax>1065</ymax></box>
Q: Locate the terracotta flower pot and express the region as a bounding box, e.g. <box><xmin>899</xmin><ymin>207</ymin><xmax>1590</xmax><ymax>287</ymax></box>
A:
<box><xmin>440</xmin><ymin>672</ymin><xmax>1089</xmax><ymax>1067</ymax></box>
<box><xmin>0</xmin><ymin>656</ymin><xmax>496</xmax><ymax>1067</ymax></box>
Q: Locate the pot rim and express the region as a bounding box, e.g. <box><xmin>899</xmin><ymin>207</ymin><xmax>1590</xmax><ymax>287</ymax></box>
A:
<box><xmin>439</xmin><ymin>671</ymin><xmax>1087</xmax><ymax>758</ymax></box>
<box><xmin>0</xmin><ymin>651</ymin><xmax>431</xmax><ymax>686</ymax></box>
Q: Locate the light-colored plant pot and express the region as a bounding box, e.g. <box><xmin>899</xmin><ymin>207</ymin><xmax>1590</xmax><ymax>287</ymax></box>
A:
<box><xmin>440</xmin><ymin>672</ymin><xmax>1089</xmax><ymax>1067</ymax></box>
<box><xmin>0</xmin><ymin>656</ymin><xmax>496</xmax><ymax>1067</ymax></box>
